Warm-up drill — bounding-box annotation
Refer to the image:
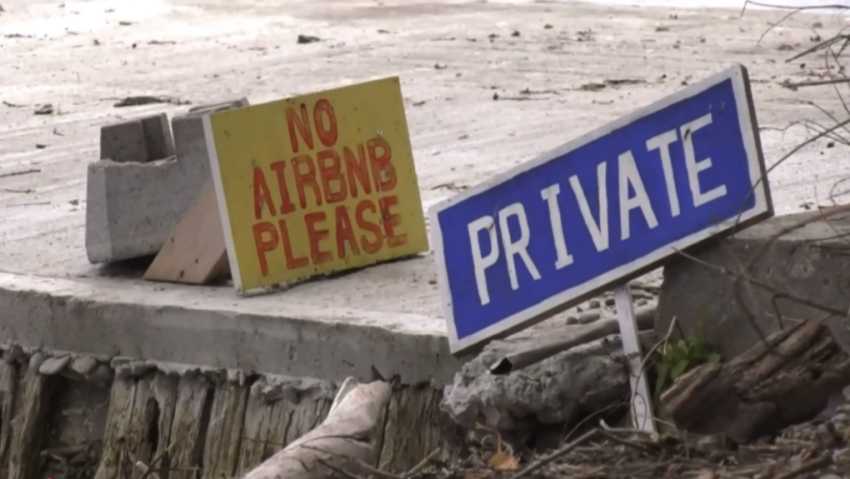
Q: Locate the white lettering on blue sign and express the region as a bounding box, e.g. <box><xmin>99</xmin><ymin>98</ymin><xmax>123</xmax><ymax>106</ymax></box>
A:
<box><xmin>430</xmin><ymin>64</ymin><xmax>773</xmax><ymax>355</ymax></box>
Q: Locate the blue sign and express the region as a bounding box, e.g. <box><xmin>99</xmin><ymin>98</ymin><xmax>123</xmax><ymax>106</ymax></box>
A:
<box><xmin>429</xmin><ymin>64</ymin><xmax>772</xmax><ymax>355</ymax></box>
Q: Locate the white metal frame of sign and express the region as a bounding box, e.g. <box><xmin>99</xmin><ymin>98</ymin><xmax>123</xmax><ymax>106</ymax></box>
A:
<box><xmin>429</xmin><ymin>64</ymin><xmax>771</xmax><ymax>355</ymax></box>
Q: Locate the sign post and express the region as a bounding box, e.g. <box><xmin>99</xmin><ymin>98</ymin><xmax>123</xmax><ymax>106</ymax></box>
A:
<box><xmin>614</xmin><ymin>283</ymin><xmax>656</xmax><ymax>433</ymax></box>
<box><xmin>203</xmin><ymin>77</ymin><xmax>429</xmax><ymax>293</ymax></box>
<box><xmin>429</xmin><ymin>64</ymin><xmax>772</xmax><ymax>430</ymax></box>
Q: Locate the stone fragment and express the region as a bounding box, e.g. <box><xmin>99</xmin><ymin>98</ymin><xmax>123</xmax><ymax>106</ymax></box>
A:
<box><xmin>577</xmin><ymin>312</ymin><xmax>600</xmax><ymax>324</ymax></box>
<box><xmin>4</xmin><ymin>344</ymin><xmax>24</xmax><ymax>364</ymax></box>
<box><xmin>70</xmin><ymin>356</ymin><xmax>98</xmax><ymax>375</ymax></box>
<box><xmin>38</xmin><ymin>354</ymin><xmax>70</xmax><ymax>375</ymax></box>
<box><xmin>442</xmin><ymin>332</ymin><xmax>656</xmax><ymax>432</ymax></box>
<box><xmin>85</xmin><ymin>98</ymin><xmax>249</xmax><ymax>263</ymax></box>
<box><xmin>566</xmin><ymin>316</ymin><xmax>578</xmax><ymax>325</ymax></box>
<box><xmin>588</xmin><ymin>300</ymin><xmax>601</xmax><ymax>309</ymax></box>
<box><xmin>28</xmin><ymin>352</ymin><xmax>45</xmax><ymax>371</ymax></box>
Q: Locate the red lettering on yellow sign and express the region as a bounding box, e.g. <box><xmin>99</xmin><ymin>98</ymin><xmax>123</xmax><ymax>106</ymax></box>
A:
<box><xmin>249</xmin><ymin>97</ymin><xmax>406</xmax><ymax>277</ymax></box>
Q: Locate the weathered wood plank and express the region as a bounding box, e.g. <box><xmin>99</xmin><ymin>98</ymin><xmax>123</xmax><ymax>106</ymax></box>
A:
<box><xmin>284</xmin><ymin>396</ymin><xmax>332</xmax><ymax>446</ymax></box>
<box><xmin>662</xmin><ymin>319</ymin><xmax>850</xmax><ymax>441</ymax></box>
<box><xmin>8</xmin><ymin>369</ymin><xmax>53</xmax><ymax>479</ymax></box>
<box><xmin>0</xmin><ymin>362</ymin><xmax>18</xmax><ymax>479</ymax></box>
<box><xmin>168</xmin><ymin>375</ymin><xmax>212</xmax><ymax>479</ymax></box>
<box><xmin>378</xmin><ymin>385</ymin><xmax>464</xmax><ymax>472</ymax></box>
<box><xmin>263</xmin><ymin>399</ymin><xmax>290</xmax><ymax>460</ymax></box>
<box><xmin>94</xmin><ymin>377</ymin><xmax>137</xmax><ymax>479</ymax></box>
<box><xmin>203</xmin><ymin>381</ymin><xmax>248</xmax><ymax>479</ymax></box>
<box><xmin>237</xmin><ymin>392</ymin><xmax>276</xmax><ymax>476</ymax></box>
<box><xmin>149</xmin><ymin>373</ymin><xmax>179</xmax><ymax>476</ymax></box>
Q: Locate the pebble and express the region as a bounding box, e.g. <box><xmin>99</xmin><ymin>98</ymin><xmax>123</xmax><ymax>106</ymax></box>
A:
<box><xmin>28</xmin><ymin>352</ymin><xmax>45</xmax><ymax>372</ymax></box>
<box><xmin>566</xmin><ymin>316</ymin><xmax>578</xmax><ymax>325</ymax></box>
<box><xmin>578</xmin><ymin>312</ymin><xmax>601</xmax><ymax>324</ymax></box>
<box><xmin>4</xmin><ymin>345</ymin><xmax>24</xmax><ymax>365</ymax></box>
<box><xmin>588</xmin><ymin>300</ymin><xmax>601</xmax><ymax>309</ymax></box>
<box><xmin>39</xmin><ymin>355</ymin><xmax>71</xmax><ymax>375</ymax></box>
<box><xmin>70</xmin><ymin>356</ymin><xmax>99</xmax><ymax>375</ymax></box>
<box><xmin>604</xmin><ymin>298</ymin><xmax>616</xmax><ymax>306</ymax></box>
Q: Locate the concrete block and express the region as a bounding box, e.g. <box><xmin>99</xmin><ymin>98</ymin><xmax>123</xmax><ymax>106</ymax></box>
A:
<box><xmin>100</xmin><ymin>113</ymin><xmax>174</xmax><ymax>163</ymax></box>
<box><xmin>655</xmin><ymin>210</ymin><xmax>850</xmax><ymax>361</ymax></box>
<box><xmin>100</xmin><ymin>119</ymin><xmax>148</xmax><ymax>163</ymax></box>
<box><xmin>141</xmin><ymin>113</ymin><xmax>176</xmax><ymax>160</ymax></box>
<box><xmin>86</xmin><ymin>98</ymin><xmax>249</xmax><ymax>264</ymax></box>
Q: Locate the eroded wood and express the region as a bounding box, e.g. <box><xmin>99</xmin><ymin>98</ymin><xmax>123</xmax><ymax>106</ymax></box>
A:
<box><xmin>203</xmin><ymin>382</ymin><xmax>248</xmax><ymax>479</ymax></box>
<box><xmin>94</xmin><ymin>377</ymin><xmax>136</xmax><ymax>479</ymax></box>
<box><xmin>237</xmin><ymin>392</ymin><xmax>277</xmax><ymax>475</ymax></box>
<box><xmin>0</xmin><ymin>362</ymin><xmax>18</xmax><ymax>479</ymax></box>
<box><xmin>167</xmin><ymin>375</ymin><xmax>212</xmax><ymax>478</ymax></box>
<box><xmin>378</xmin><ymin>385</ymin><xmax>463</xmax><ymax>472</ymax></box>
<box><xmin>8</xmin><ymin>369</ymin><xmax>52</xmax><ymax>479</ymax></box>
<box><xmin>662</xmin><ymin>319</ymin><xmax>850</xmax><ymax>441</ymax></box>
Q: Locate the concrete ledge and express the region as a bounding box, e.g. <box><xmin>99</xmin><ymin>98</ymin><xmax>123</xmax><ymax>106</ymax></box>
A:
<box><xmin>0</xmin><ymin>272</ymin><xmax>461</xmax><ymax>385</ymax></box>
<box><xmin>656</xmin><ymin>210</ymin><xmax>850</xmax><ymax>360</ymax></box>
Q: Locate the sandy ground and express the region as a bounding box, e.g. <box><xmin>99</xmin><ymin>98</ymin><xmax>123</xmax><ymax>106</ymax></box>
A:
<box><xmin>0</xmin><ymin>0</ymin><xmax>849</xmax><ymax>323</ymax></box>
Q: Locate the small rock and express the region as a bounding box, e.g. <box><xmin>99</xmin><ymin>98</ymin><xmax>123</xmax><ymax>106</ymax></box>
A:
<box><xmin>4</xmin><ymin>344</ymin><xmax>24</xmax><ymax>364</ymax></box>
<box><xmin>34</xmin><ymin>104</ymin><xmax>53</xmax><ymax>115</ymax></box>
<box><xmin>118</xmin><ymin>21</ymin><xmax>132</xmax><ymax>26</ymax></box>
<box><xmin>604</xmin><ymin>298</ymin><xmax>616</xmax><ymax>306</ymax></box>
<box><xmin>813</xmin><ymin>21</ymin><xmax>823</xmax><ymax>29</ymax></box>
<box><xmin>655</xmin><ymin>26</ymin><xmax>670</xmax><ymax>32</ymax></box>
<box><xmin>566</xmin><ymin>316</ymin><xmax>578</xmax><ymax>325</ymax></box>
<box><xmin>577</xmin><ymin>312</ymin><xmax>601</xmax><ymax>324</ymax></box>
<box><xmin>576</xmin><ymin>306</ymin><xmax>583</xmax><ymax>312</ymax></box>
<box><xmin>39</xmin><ymin>355</ymin><xmax>71</xmax><ymax>375</ymax></box>
<box><xmin>544</xmin><ymin>24</ymin><xmax>553</xmax><ymax>29</ymax></box>
<box><xmin>85</xmin><ymin>364</ymin><xmax>114</xmax><ymax>384</ymax></box>
<box><xmin>589</xmin><ymin>300</ymin><xmax>601</xmax><ymax>309</ymax></box>
<box><xmin>434</xmin><ymin>63</ymin><xmax>448</xmax><ymax>70</ymax></box>
<box><xmin>511</xmin><ymin>30</ymin><xmax>520</xmax><ymax>37</ymax></box>
<box><xmin>297</xmin><ymin>34</ymin><xmax>320</xmax><ymax>44</ymax></box>
<box><xmin>492</xmin><ymin>92</ymin><xmax>499</xmax><ymax>100</ymax></box>
<box><xmin>778</xmin><ymin>43</ymin><xmax>794</xmax><ymax>51</ymax></box>
<box><xmin>29</xmin><ymin>352</ymin><xmax>45</xmax><ymax>371</ymax></box>
<box><xmin>832</xmin><ymin>413</ymin><xmax>849</xmax><ymax>425</ymax></box>
<box><xmin>70</xmin><ymin>356</ymin><xmax>98</xmax><ymax>375</ymax></box>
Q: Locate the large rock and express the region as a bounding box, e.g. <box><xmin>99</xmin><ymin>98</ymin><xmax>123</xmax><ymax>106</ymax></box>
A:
<box><xmin>656</xmin><ymin>210</ymin><xmax>850</xmax><ymax>361</ymax></box>
<box><xmin>85</xmin><ymin>98</ymin><xmax>249</xmax><ymax>263</ymax></box>
<box><xmin>441</xmin><ymin>325</ymin><xmax>656</xmax><ymax>434</ymax></box>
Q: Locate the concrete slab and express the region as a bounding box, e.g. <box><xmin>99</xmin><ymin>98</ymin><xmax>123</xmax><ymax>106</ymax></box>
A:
<box><xmin>656</xmin><ymin>210</ymin><xmax>850</xmax><ymax>360</ymax></box>
<box><xmin>1</xmin><ymin>0</ymin><xmax>849</xmax><ymax>383</ymax></box>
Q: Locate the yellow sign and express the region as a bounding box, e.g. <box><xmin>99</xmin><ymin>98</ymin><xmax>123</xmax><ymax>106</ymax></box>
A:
<box><xmin>204</xmin><ymin>77</ymin><xmax>428</xmax><ymax>293</ymax></box>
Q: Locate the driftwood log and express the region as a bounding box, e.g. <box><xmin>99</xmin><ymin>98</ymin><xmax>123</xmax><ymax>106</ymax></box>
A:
<box><xmin>661</xmin><ymin>319</ymin><xmax>850</xmax><ymax>442</ymax></box>
<box><xmin>242</xmin><ymin>378</ymin><xmax>391</xmax><ymax>479</ymax></box>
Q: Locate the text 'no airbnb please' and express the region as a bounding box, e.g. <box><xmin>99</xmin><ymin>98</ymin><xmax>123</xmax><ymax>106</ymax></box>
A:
<box><xmin>204</xmin><ymin>77</ymin><xmax>429</xmax><ymax>293</ymax></box>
